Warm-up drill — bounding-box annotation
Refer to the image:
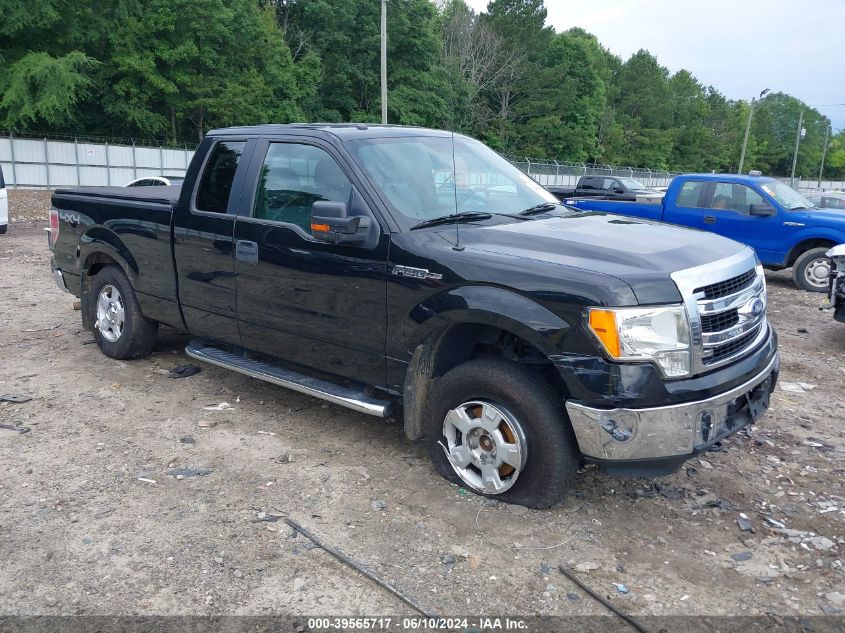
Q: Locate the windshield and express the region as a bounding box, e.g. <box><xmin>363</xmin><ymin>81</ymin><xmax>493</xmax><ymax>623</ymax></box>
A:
<box><xmin>617</xmin><ymin>177</ymin><xmax>646</xmax><ymax>190</ymax></box>
<box><xmin>346</xmin><ymin>135</ymin><xmax>558</xmax><ymax>228</ymax></box>
<box><xmin>759</xmin><ymin>179</ymin><xmax>815</xmax><ymax>210</ymax></box>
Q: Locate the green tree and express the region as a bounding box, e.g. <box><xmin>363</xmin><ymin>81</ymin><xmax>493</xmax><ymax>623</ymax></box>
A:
<box><xmin>105</xmin><ymin>0</ymin><xmax>305</xmax><ymax>141</ymax></box>
<box><xmin>751</xmin><ymin>92</ymin><xmax>829</xmax><ymax>178</ymax></box>
<box><xmin>0</xmin><ymin>0</ymin><xmax>112</xmax><ymax>129</ymax></box>
<box><xmin>824</xmin><ymin>130</ymin><xmax>845</xmax><ymax>180</ymax></box>
<box><xmin>608</xmin><ymin>50</ymin><xmax>673</xmax><ymax>168</ymax></box>
<box><xmin>511</xmin><ymin>29</ymin><xmax>610</xmax><ymax>161</ymax></box>
<box><xmin>0</xmin><ymin>52</ymin><xmax>98</xmax><ymax>128</ymax></box>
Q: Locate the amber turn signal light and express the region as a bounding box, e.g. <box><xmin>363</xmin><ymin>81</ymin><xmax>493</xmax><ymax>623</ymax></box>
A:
<box><xmin>588</xmin><ymin>309</ymin><xmax>620</xmax><ymax>357</ymax></box>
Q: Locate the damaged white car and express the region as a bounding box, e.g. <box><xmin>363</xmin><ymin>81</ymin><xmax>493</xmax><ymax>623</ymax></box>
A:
<box><xmin>821</xmin><ymin>244</ymin><xmax>845</xmax><ymax>323</ymax></box>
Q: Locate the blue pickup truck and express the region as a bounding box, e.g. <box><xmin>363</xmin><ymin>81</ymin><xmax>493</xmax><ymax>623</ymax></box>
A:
<box><xmin>564</xmin><ymin>174</ymin><xmax>845</xmax><ymax>292</ymax></box>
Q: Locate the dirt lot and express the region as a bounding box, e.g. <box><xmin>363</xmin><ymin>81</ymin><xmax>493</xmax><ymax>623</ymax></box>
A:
<box><xmin>1</xmin><ymin>190</ymin><xmax>844</xmax><ymax>622</ymax></box>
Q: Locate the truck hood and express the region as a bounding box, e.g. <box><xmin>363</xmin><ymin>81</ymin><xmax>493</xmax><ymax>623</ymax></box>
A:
<box><xmin>460</xmin><ymin>212</ymin><xmax>747</xmax><ymax>304</ymax></box>
<box><xmin>805</xmin><ymin>208</ymin><xmax>845</xmax><ymax>223</ymax></box>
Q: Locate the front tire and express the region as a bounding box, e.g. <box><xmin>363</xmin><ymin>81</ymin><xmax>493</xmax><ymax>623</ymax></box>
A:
<box><xmin>423</xmin><ymin>358</ymin><xmax>579</xmax><ymax>508</ymax></box>
<box><xmin>792</xmin><ymin>247</ymin><xmax>832</xmax><ymax>293</ymax></box>
<box><xmin>87</xmin><ymin>266</ymin><xmax>158</xmax><ymax>359</ymax></box>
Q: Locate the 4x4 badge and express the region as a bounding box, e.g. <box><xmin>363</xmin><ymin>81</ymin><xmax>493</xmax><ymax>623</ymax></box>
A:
<box><xmin>391</xmin><ymin>265</ymin><xmax>442</xmax><ymax>280</ymax></box>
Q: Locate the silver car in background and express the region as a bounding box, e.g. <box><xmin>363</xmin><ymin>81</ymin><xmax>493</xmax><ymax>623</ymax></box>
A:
<box><xmin>806</xmin><ymin>192</ymin><xmax>845</xmax><ymax>210</ymax></box>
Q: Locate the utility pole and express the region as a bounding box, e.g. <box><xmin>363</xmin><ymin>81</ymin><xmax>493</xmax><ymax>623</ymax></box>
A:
<box><xmin>380</xmin><ymin>0</ymin><xmax>388</xmax><ymax>125</ymax></box>
<box><xmin>738</xmin><ymin>88</ymin><xmax>769</xmax><ymax>175</ymax></box>
<box><xmin>818</xmin><ymin>125</ymin><xmax>830</xmax><ymax>188</ymax></box>
<box><xmin>789</xmin><ymin>109</ymin><xmax>805</xmax><ymax>188</ymax></box>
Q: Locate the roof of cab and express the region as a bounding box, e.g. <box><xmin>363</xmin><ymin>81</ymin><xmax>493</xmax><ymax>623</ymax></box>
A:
<box><xmin>206</xmin><ymin>123</ymin><xmax>455</xmax><ymax>141</ymax></box>
<box><xmin>677</xmin><ymin>173</ymin><xmax>776</xmax><ymax>183</ymax></box>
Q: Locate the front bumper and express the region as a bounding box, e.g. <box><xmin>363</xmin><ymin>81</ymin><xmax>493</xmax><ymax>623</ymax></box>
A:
<box><xmin>565</xmin><ymin>351</ymin><xmax>779</xmax><ymax>468</ymax></box>
<box><xmin>51</xmin><ymin>257</ymin><xmax>69</xmax><ymax>293</ymax></box>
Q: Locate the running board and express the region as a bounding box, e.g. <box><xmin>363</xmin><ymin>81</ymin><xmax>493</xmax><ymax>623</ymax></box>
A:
<box><xmin>185</xmin><ymin>341</ymin><xmax>392</xmax><ymax>417</ymax></box>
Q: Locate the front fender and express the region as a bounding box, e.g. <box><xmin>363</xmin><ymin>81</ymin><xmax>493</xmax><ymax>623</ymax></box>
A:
<box><xmin>402</xmin><ymin>285</ymin><xmax>572</xmax><ymax>358</ymax></box>
<box><xmin>782</xmin><ymin>226</ymin><xmax>845</xmax><ymax>265</ymax></box>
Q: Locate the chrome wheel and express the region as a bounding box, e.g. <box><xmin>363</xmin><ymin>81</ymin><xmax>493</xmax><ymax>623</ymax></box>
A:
<box><xmin>804</xmin><ymin>257</ymin><xmax>832</xmax><ymax>290</ymax></box>
<box><xmin>96</xmin><ymin>284</ymin><xmax>125</xmax><ymax>343</ymax></box>
<box><xmin>442</xmin><ymin>400</ymin><xmax>527</xmax><ymax>495</ymax></box>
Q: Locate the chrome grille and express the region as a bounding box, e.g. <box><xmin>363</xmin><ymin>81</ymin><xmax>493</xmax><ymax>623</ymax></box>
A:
<box><xmin>703</xmin><ymin>327</ymin><xmax>760</xmax><ymax>365</ymax></box>
<box><xmin>694</xmin><ymin>269</ymin><xmax>756</xmax><ymax>300</ymax></box>
<box><xmin>700</xmin><ymin>310</ymin><xmax>739</xmax><ymax>333</ymax></box>
<box><xmin>671</xmin><ymin>248</ymin><xmax>769</xmax><ymax>376</ymax></box>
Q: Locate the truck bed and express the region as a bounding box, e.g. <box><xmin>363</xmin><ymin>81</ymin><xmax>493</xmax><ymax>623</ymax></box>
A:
<box><xmin>53</xmin><ymin>185</ymin><xmax>181</xmax><ymax>205</ymax></box>
<box><xmin>564</xmin><ymin>197</ymin><xmax>664</xmax><ymax>221</ymax></box>
<box><xmin>51</xmin><ymin>185</ymin><xmax>181</xmax><ymax>330</ymax></box>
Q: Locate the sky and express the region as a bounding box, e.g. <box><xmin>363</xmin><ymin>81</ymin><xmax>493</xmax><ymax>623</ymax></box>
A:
<box><xmin>465</xmin><ymin>0</ymin><xmax>845</xmax><ymax>131</ymax></box>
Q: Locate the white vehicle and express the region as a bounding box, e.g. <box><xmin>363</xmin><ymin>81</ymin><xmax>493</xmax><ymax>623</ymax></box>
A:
<box><xmin>124</xmin><ymin>176</ymin><xmax>184</xmax><ymax>187</ymax></box>
<box><xmin>821</xmin><ymin>244</ymin><xmax>845</xmax><ymax>323</ymax></box>
<box><xmin>0</xmin><ymin>165</ymin><xmax>8</xmax><ymax>235</ymax></box>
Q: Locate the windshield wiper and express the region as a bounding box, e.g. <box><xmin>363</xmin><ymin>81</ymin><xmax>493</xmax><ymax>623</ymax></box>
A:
<box><xmin>518</xmin><ymin>203</ymin><xmax>559</xmax><ymax>216</ymax></box>
<box><xmin>410</xmin><ymin>212</ymin><xmax>493</xmax><ymax>230</ymax></box>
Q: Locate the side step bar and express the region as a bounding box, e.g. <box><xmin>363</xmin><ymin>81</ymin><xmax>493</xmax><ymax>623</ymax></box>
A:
<box><xmin>185</xmin><ymin>341</ymin><xmax>392</xmax><ymax>418</ymax></box>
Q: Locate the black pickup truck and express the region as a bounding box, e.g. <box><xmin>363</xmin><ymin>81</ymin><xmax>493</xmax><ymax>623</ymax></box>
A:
<box><xmin>49</xmin><ymin>124</ymin><xmax>779</xmax><ymax>508</ymax></box>
<box><xmin>547</xmin><ymin>174</ymin><xmax>664</xmax><ymax>202</ymax></box>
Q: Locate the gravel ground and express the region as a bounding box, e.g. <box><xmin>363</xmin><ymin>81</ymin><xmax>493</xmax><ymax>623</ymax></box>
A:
<box><xmin>7</xmin><ymin>189</ymin><xmax>53</xmax><ymax>222</ymax></box>
<box><xmin>1</xmin><ymin>192</ymin><xmax>844</xmax><ymax>622</ymax></box>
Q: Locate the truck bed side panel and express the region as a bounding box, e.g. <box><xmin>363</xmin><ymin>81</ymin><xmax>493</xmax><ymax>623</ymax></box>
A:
<box><xmin>564</xmin><ymin>198</ymin><xmax>664</xmax><ymax>221</ymax></box>
<box><xmin>51</xmin><ymin>189</ymin><xmax>182</xmax><ymax>329</ymax></box>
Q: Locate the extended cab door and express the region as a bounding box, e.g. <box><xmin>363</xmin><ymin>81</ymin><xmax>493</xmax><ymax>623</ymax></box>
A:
<box><xmin>173</xmin><ymin>136</ymin><xmax>256</xmax><ymax>343</ymax></box>
<box><xmin>232</xmin><ymin>137</ymin><xmax>389</xmax><ymax>387</ymax></box>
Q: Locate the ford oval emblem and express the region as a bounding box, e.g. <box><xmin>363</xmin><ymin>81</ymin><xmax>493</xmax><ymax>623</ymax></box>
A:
<box><xmin>748</xmin><ymin>297</ymin><xmax>764</xmax><ymax>317</ymax></box>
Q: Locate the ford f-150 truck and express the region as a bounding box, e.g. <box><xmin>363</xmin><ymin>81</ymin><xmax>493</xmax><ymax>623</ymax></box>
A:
<box><xmin>49</xmin><ymin>125</ymin><xmax>779</xmax><ymax>508</ymax></box>
<box><xmin>547</xmin><ymin>174</ymin><xmax>664</xmax><ymax>203</ymax></box>
<box><xmin>563</xmin><ymin>173</ymin><xmax>845</xmax><ymax>293</ymax></box>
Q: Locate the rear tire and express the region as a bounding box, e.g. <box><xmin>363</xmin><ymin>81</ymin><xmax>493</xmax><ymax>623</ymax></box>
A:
<box><xmin>423</xmin><ymin>357</ymin><xmax>579</xmax><ymax>509</ymax></box>
<box><xmin>87</xmin><ymin>266</ymin><xmax>158</xmax><ymax>359</ymax></box>
<box><xmin>792</xmin><ymin>247</ymin><xmax>832</xmax><ymax>293</ymax></box>
<box><xmin>0</xmin><ymin>224</ymin><xmax>7</xmax><ymax>235</ymax></box>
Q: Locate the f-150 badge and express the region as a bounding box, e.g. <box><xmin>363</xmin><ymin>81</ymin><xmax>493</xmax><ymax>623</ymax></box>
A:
<box><xmin>391</xmin><ymin>265</ymin><xmax>442</xmax><ymax>280</ymax></box>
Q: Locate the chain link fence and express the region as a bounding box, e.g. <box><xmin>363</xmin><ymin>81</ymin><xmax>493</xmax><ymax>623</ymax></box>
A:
<box><xmin>508</xmin><ymin>157</ymin><xmax>679</xmax><ymax>188</ymax></box>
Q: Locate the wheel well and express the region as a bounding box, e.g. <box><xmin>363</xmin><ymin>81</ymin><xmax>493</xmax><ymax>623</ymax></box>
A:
<box><xmin>84</xmin><ymin>252</ymin><xmax>121</xmax><ymax>279</ymax></box>
<box><xmin>402</xmin><ymin>323</ymin><xmax>570</xmax><ymax>441</ymax></box>
<box><xmin>787</xmin><ymin>239</ymin><xmax>836</xmax><ymax>267</ymax></box>
<box><xmin>429</xmin><ymin>324</ymin><xmax>569</xmax><ymax>398</ymax></box>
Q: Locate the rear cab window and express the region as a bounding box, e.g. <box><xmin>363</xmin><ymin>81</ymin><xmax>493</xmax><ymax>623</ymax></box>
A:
<box><xmin>676</xmin><ymin>181</ymin><xmax>707</xmax><ymax>207</ymax></box>
<box><xmin>195</xmin><ymin>141</ymin><xmax>246</xmax><ymax>214</ymax></box>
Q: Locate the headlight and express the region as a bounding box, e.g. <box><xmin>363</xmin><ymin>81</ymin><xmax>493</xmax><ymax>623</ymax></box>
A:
<box><xmin>587</xmin><ymin>305</ymin><xmax>691</xmax><ymax>377</ymax></box>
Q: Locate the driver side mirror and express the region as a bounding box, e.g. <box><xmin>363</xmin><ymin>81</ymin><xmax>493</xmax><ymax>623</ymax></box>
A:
<box><xmin>613</xmin><ymin>186</ymin><xmax>625</xmax><ymax>194</ymax></box>
<box><xmin>311</xmin><ymin>201</ymin><xmax>371</xmax><ymax>245</ymax></box>
<box><xmin>749</xmin><ymin>203</ymin><xmax>775</xmax><ymax>217</ymax></box>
